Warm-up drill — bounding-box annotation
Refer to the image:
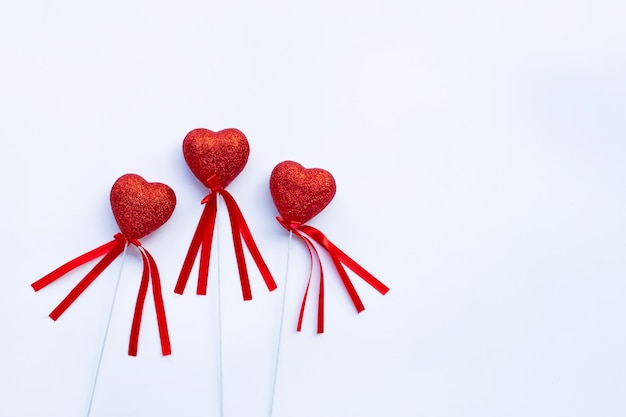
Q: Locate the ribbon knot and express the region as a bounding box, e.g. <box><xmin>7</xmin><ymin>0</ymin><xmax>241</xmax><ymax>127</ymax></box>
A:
<box><xmin>201</xmin><ymin>175</ymin><xmax>223</xmax><ymax>204</ymax></box>
<box><xmin>206</xmin><ymin>174</ymin><xmax>224</xmax><ymax>192</ymax></box>
<box><xmin>32</xmin><ymin>234</ymin><xmax>171</xmax><ymax>356</ymax></box>
<box><xmin>114</xmin><ymin>232</ymin><xmax>141</xmax><ymax>247</ymax></box>
<box><xmin>276</xmin><ymin>217</ymin><xmax>301</xmax><ymax>232</ymax></box>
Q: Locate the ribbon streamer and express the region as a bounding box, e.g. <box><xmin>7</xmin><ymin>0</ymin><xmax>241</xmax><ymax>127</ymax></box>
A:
<box><xmin>31</xmin><ymin>233</ymin><xmax>171</xmax><ymax>356</ymax></box>
<box><xmin>277</xmin><ymin>217</ymin><xmax>389</xmax><ymax>333</ymax></box>
<box><xmin>174</xmin><ymin>175</ymin><xmax>277</xmax><ymax>299</ymax></box>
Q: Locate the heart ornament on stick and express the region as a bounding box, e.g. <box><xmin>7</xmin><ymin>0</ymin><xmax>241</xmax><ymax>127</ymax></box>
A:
<box><xmin>183</xmin><ymin>128</ymin><xmax>250</xmax><ymax>189</ymax></box>
<box><xmin>269</xmin><ymin>161</ymin><xmax>336</xmax><ymax>225</ymax></box>
<box><xmin>176</xmin><ymin>128</ymin><xmax>278</xmax><ymax>417</ymax></box>
<box><xmin>32</xmin><ymin>173</ymin><xmax>174</xmax><ymax>356</ymax></box>
<box><xmin>270</xmin><ymin>160</ymin><xmax>389</xmax><ymax>333</ymax></box>
<box><xmin>174</xmin><ymin>128</ymin><xmax>277</xmax><ymax>300</ymax></box>
<box><xmin>111</xmin><ymin>174</ymin><xmax>176</xmax><ymax>239</ymax></box>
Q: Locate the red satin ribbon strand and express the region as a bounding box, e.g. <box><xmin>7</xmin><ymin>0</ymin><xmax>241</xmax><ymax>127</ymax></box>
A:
<box><xmin>47</xmin><ymin>238</ymin><xmax>127</xmax><ymax>321</ymax></box>
<box><xmin>294</xmin><ymin>231</ymin><xmax>312</xmax><ymax>331</ymax></box>
<box><xmin>299</xmin><ymin>225</ymin><xmax>390</xmax><ymax>296</ymax></box>
<box><xmin>129</xmin><ymin>248</ymin><xmax>151</xmax><ymax>356</ymax></box>
<box><xmin>293</xmin><ymin>230</ymin><xmax>325</xmax><ymax>333</ymax></box>
<box><xmin>197</xmin><ymin>193</ymin><xmax>218</xmax><ymax>295</ymax></box>
<box><xmin>221</xmin><ymin>190</ymin><xmax>278</xmax><ymax>300</ymax></box>
<box><xmin>222</xmin><ymin>191</ymin><xmax>252</xmax><ymax>300</ymax></box>
<box><xmin>129</xmin><ymin>247</ymin><xmax>171</xmax><ymax>356</ymax></box>
<box><xmin>31</xmin><ymin>238</ymin><xmax>121</xmax><ymax>291</ymax></box>
<box><xmin>174</xmin><ymin>193</ymin><xmax>217</xmax><ymax>295</ymax></box>
<box><xmin>229</xmin><ymin>199</ymin><xmax>277</xmax><ymax>292</ymax></box>
<box><xmin>317</xmin><ymin>260</ymin><xmax>325</xmax><ymax>333</ymax></box>
<box><xmin>144</xmin><ymin>248</ymin><xmax>171</xmax><ymax>356</ymax></box>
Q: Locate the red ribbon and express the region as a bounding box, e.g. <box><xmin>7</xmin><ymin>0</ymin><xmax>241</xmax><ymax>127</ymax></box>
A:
<box><xmin>174</xmin><ymin>175</ymin><xmax>277</xmax><ymax>299</ymax></box>
<box><xmin>31</xmin><ymin>233</ymin><xmax>172</xmax><ymax>356</ymax></box>
<box><xmin>277</xmin><ymin>217</ymin><xmax>389</xmax><ymax>333</ymax></box>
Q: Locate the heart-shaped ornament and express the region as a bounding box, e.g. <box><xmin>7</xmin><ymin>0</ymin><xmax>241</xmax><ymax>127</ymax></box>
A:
<box><xmin>270</xmin><ymin>161</ymin><xmax>336</xmax><ymax>225</ymax></box>
<box><xmin>110</xmin><ymin>174</ymin><xmax>176</xmax><ymax>240</ymax></box>
<box><xmin>183</xmin><ymin>128</ymin><xmax>250</xmax><ymax>189</ymax></box>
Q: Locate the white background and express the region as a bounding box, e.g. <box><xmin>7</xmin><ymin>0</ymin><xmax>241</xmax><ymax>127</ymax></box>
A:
<box><xmin>1</xmin><ymin>1</ymin><xmax>626</xmax><ymax>416</ymax></box>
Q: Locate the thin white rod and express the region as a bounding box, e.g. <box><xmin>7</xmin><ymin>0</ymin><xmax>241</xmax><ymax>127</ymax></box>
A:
<box><xmin>216</xmin><ymin>200</ymin><xmax>224</xmax><ymax>417</ymax></box>
<box><xmin>268</xmin><ymin>230</ymin><xmax>293</xmax><ymax>417</ymax></box>
<box><xmin>86</xmin><ymin>242</ymin><xmax>129</xmax><ymax>417</ymax></box>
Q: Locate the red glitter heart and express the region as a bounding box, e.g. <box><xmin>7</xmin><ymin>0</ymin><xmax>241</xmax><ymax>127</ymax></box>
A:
<box><xmin>110</xmin><ymin>174</ymin><xmax>176</xmax><ymax>240</ymax></box>
<box><xmin>183</xmin><ymin>128</ymin><xmax>250</xmax><ymax>189</ymax></box>
<box><xmin>270</xmin><ymin>161</ymin><xmax>336</xmax><ymax>225</ymax></box>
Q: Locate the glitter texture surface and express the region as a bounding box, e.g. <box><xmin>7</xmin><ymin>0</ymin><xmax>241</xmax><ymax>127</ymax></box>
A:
<box><xmin>110</xmin><ymin>174</ymin><xmax>176</xmax><ymax>239</ymax></box>
<box><xmin>269</xmin><ymin>160</ymin><xmax>336</xmax><ymax>224</ymax></box>
<box><xmin>182</xmin><ymin>128</ymin><xmax>250</xmax><ymax>188</ymax></box>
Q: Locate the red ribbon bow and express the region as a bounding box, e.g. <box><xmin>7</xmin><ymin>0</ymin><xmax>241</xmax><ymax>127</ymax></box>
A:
<box><xmin>174</xmin><ymin>175</ymin><xmax>277</xmax><ymax>299</ymax></box>
<box><xmin>31</xmin><ymin>233</ymin><xmax>171</xmax><ymax>356</ymax></box>
<box><xmin>277</xmin><ymin>217</ymin><xmax>390</xmax><ymax>333</ymax></box>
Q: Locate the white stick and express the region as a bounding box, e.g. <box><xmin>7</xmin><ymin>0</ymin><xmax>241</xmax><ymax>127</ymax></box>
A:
<box><xmin>86</xmin><ymin>242</ymin><xmax>129</xmax><ymax>417</ymax></box>
<box><xmin>216</xmin><ymin>200</ymin><xmax>224</xmax><ymax>417</ymax></box>
<box><xmin>268</xmin><ymin>230</ymin><xmax>293</xmax><ymax>417</ymax></box>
